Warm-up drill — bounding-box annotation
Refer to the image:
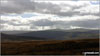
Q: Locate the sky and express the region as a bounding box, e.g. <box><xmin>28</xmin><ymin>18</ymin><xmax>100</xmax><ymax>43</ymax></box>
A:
<box><xmin>0</xmin><ymin>0</ymin><xmax>100</xmax><ymax>31</ymax></box>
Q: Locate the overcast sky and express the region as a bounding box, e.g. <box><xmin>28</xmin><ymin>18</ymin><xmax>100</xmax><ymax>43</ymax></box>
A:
<box><xmin>0</xmin><ymin>0</ymin><xmax>100</xmax><ymax>31</ymax></box>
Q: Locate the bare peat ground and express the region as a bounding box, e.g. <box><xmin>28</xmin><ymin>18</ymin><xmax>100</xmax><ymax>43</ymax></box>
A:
<box><xmin>1</xmin><ymin>38</ymin><xmax>99</xmax><ymax>55</ymax></box>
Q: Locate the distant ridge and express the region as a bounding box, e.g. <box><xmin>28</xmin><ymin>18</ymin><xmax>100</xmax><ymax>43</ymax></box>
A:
<box><xmin>1</xmin><ymin>28</ymin><xmax>99</xmax><ymax>41</ymax></box>
<box><xmin>1</xmin><ymin>33</ymin><xmax>49</xmax><ymax>42</ymax></box>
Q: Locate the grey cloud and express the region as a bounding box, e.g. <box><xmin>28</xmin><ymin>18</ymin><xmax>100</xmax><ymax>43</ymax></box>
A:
<box><xmin>54</xmin><ymin>19</ymin><xmax>100</xmax><ymax>29</ymax></box>
<box><xmin>0</xmin><ymin>0</ymin><xmax>99</xmax><ymax>16</ymax></box>
<box><xmin>0</xmin><ymin>18</ymin><xmax>100</xmax><ymax>30</ymax></box>
<box><xmin>0</xmin><ymin>0</ymin><xmax>99</xmax><ymax>30</ymax></box>
<box><xmin>70</xmin><ymin>19</ymin><xmax>100</xmax><ymax>28</ymax></box>
<box><xmin>29</xmin><ymin>19</ymin><xmax>100</xmax><ymax>29</ymax></box>
<box><xmin>0</xmin><ymin>0</ymin><xmax>35</xmax><ymax>14</ymax></box>
<box><xmin>33</xmin><ymin>19</ymin><xmax>55</xmax><ymax>26</ymax></box>
<box><xmin>34</xmin><ymin>2</ymin><xmax>86</xmax><ymax>16</ymax></box>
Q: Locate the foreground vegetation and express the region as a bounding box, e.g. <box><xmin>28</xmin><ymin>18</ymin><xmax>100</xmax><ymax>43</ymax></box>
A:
<box><xmin>1</xmin><ymin>38</ymin><xmax>99</xmax><ymax>55</ymax></box>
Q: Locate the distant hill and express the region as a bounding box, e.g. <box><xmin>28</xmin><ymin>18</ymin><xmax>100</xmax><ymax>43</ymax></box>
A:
<box><xmin>1</xmin><ymin>28</ymin><xmax>99</xmax><ymax>41</ymax></box>
<box><xmin>1</xmin><ymin>33</ymin><xmax>49</xmax><ymax>42</ymax></box>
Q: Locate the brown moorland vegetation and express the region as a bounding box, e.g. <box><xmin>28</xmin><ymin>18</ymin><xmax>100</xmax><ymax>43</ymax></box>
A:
<box><xmin>1</xmin><ymin>38</ymin><xmax>99</xmax><ymax>55</ymax></box>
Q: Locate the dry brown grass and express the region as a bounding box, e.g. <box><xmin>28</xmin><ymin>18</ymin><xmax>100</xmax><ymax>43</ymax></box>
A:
<box><xmin>1</xmin><ymin>38</ymin><xmax>99</xmax><ymax>55</ymax></box>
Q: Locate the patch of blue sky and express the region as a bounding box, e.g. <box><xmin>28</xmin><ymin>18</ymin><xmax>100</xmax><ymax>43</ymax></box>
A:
<box><xmin>21</xmin><ymin>13</ymin><xmax>37</xmax><ymax>18</ymax></box>
<box><xmin>90</xmin><ymin>1</ymin><xmax>100</xmax><ymax>5</ymax></box>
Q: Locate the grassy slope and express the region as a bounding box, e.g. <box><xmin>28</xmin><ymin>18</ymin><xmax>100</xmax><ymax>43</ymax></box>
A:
<box><xmin>1</xmin><ymin>38</ymin><xmax>99</xmax><ymax>55</ymax></box>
